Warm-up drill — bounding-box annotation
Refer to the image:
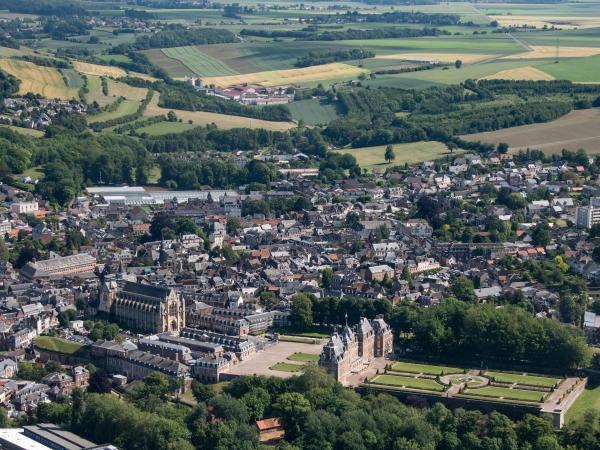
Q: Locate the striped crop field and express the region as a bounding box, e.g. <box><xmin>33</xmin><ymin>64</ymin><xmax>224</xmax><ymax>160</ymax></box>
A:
<box><xmin>162</xmin><ymin>46</ymin><xmax>238</xmax><ymax>77</ymax></box>
<box><xmin>0</xmin><ymin>59</ymin><xmax>79</xmax><ymax>99</ymax></box>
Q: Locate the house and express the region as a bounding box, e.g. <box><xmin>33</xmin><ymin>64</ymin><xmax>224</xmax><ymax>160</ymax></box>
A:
<box><xmin>255</xmin><ymin>418</ymin><xmax>284</xmax><ymax>444</ymax></box>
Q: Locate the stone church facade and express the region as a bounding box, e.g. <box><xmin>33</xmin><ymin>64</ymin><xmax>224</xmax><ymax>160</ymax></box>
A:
<box><xmin>100</xmin><ymin>281</ymin><xmax>186</xmax><ymax>334</ymax></box>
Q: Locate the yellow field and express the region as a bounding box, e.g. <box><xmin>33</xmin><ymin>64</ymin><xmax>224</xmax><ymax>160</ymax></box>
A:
<box><xmin>494</xmin><ymin>16</ymin><xmax>600</xmax><ymax>30</ymax></box>
<box><xmin>200</xmin><ymin>63</ymin><xmax>368</xmax><ymax>88</ymax></box>
<box><xmin>506</xmin><ymin>46</ymin><xmax>600</xmax><ymax>59</ymax></box>
<box><xmin>108</xmin><ymin>79</ymin><xmax>148</xmax><ymax>101</ymax></box>
<box><xmin>144</xmin><ymin>93</ymin><xmax>295</xmax><ymax>131</ymax></box>
<box><xmin>0</xmin><ymin>59</ymin><xmax>78</xmax><ymax>99</ymax></box>
<box><xmin>73</xmin><ymin>61</ymin><xmax>127</xmax><ymax>78</ymax></box>
<box><xmin>376</xmin><ymin>53</ymin><xmax>494</xmax><ymax>64</ymax></box>
<box><xmin>482</xmin><ymin>66</ymin><xmax>555</xmax><ymax>81</ymax></box>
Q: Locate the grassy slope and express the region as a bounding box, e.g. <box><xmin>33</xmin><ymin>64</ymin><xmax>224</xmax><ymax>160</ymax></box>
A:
<box><xmin>334</xmin><ymin>141</ymin><xmax>457</xmax><ymax>171</ymax></box>
<box><xmin>287</xmin><ymin>98</ymin><xmax>338</xmax><ymax>125</ymax></box>
<box><xmin>566</xmin><ymin>383</ymin><xmax>600</xmax><ymax>423</ymax></box>
<box><xmin>136</xmin><ymin>121</ymin><xmax>196</xmax><ymax>136</ymax></box>
<box><xmin>35</xmin><ymin>336</ymin><xmax>86</xmax><ymax>354</ymax></box>
<box><xmin>88</xmin><ymin>100</ymin><xmax>140</xmax><ymax>123</ymax></box>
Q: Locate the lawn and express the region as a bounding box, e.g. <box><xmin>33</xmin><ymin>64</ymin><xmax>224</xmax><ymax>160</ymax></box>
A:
<box><xmin>88</xmin><ymin>100</ymin><xmax>140</xmax><ymax>123</ymax></box>
<box><xmin>270</xmin><ymin>362</ymin><xmax>305</xmax><ymax>373</ymax></box>
<box><xmin>34</xmin><ymin>336</ymin><xmax>86</xmax><ymax>355</ymax></box>
<box><xmin>278</xmin><ymin>335</ymin><xmax>321</xmax><ymax>345</ymax></box>
<box><xmin>287</xmin><ymin>98</ymin><xmax>339</xmax><ymax>125</ymax></box>
<box><xmin>19</xmin><ymin>166</ymin><xmax>45</xmax><ymax>180</ymax></box>
<box><xmin>2</xmin><ymin>126</ymin><xmax>44</xmax><ymax>137</ymax></box>
<box><xmin>565</xmin><ymin>383</ymin><xmax>600</xmax><ymax>423</ymax></box>
<box><xmin>136</xmin><ymin>121</ymin><xmax>196</xmax><ymax>136</ymax></box>
<box><xmin>370</xmin><ymin>374</ymin><xmax>445</xmax><ymax>392</ymax></box>
<box><xmin>389</xmin><ymin>361</ymin><xmax>463</xmax><ymax>376</ymax></box>
<box><xmin>287</xmin><ymin>352</ymin><xmax>320</xmax><ymax>363</ymax></box>
<box><xmin>465</xmin><ymin>386</ymin><xmax>546</xmax><ymax>403</ymax></box>
<box><xmin>485</xmin><ymin>371</ymin><xmax>561</xmax><ymax>388</ymax></box>
<box><xmin>334</xmin><ymin>141</ymin><xmax>457</xmax><ymax>171</ymax></box>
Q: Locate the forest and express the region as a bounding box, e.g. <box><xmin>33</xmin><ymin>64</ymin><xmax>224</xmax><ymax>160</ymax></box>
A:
<box><xmin>295</xmin><ymin>49</ymin><xmax>375</xmax><ymax>68</ymax></box>
<box><xmin>20</xmin><ymin>366</ymin><xmax>600</xmax><ymax>450</ymax></box>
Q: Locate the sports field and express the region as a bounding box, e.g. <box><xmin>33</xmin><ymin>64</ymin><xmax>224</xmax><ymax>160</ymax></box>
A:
<box><xmin>144</xmin><ymin>93</ymin><xmax>295</xmax><ymax>131</ymax></box>
<box><xmin>389</xmin><ymin>361</ymin><xmax>464</xmax><ymax>375</ymax></box>
<box><xmin>334</xmin><ymin>141</ymin><xmax>457</xmax><ymax>171</ymax></box>
<box><xmin>462</xmin><ymin>108</ymin><xmax>600</xmax><ymax>154</ymax></box>
<box><xmin>0</xmin><ymin>59</ymin><xmax>79</xmax><ymax>99</ymax></box>
<box><xmin>485</xmin><ymin>371</ymin><xmax>561</xmax><ymax>388</ymax></box>
<box><xmin>370</xmin><ymin>374</ymin><xmax>446</xmax><ymax>392</ymax></box>
<box><xmin>201</xmin><ymin>63</ymin><xmax>367</xmax><ymax>88</ymax></box>
<box><xmin>464</xmin><ymin>386</ymin><xmax>546</xmax><ymax>403</ymax></box>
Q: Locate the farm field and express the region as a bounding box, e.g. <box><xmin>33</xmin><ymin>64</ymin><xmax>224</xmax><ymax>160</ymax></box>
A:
<box><xmin>61</xmin><ymin>69</ymin><xmax>86</xmax><ymax>89</ymax></box>
<box><xmin>370</xmin><ymin>374</ymin><xmax>446</xmax><ymax>392</ymax></box>
<box><xmin>462</xmin><ymin>108</ymin><xmax>600</xmax><ymax>154</ymax></box>
<box><xmin>389</xmin><ymin>361</ymin><xmax>464</xmax><ymax>375</ymax></box>
<box><xmin>143</xmin><ymin>49</ymin><xmax>195</xmax><ymax>78</ymax></box>
<box><xmin>482</xmin><ymin>66</ymin><xmax>555</xmax><ymax>81</ymax></box>
<box><xmin>0</xmin><ymin>59</ymin><xmax>79</xmax><ymax>99</ymax></box>
<box><xmin>375</xmin><ymin>53</ymin><xmax>494</xmax><ymax>64</ymax></box>
<box><xmin>287</xmin><ymin>99</ymin><xmax>339</xmax><ymax>125</ymax></box>
<box><xmin>88</xmin><ymin>99</ymin><xmax>140</xmax><ymax>123</ymax></box>
<box><xmin>199</xmin><ymin>63</ymin><xmax>367</xmax><ymax>88</ymax></box>
<box><xmin>73</xmin><ymin>61</ymin><xmax>127</xmax><ymax>78</ymax></box>
<box><xmin>506</xmin><ymin>46</ymin><xmax>600</xmax><ymax>60</ymax></box>
<box><xmin>136</xmin><ymin>121</ymin><xmax>196</xmax><ymax>136</ymax></box>
<box><xmin>85</xmin><ymin>75</ymin><xmax>114</xmax><ymax>107</ymax></box>
<box><xmin>485</xmin><ymin>371</ymin><xmax>561</xmax><ymax>388</ymax></box>
<box><xmin>107</xmin><ymin>79</ymin><xmax>148</xmax><ymax>101</ymax></box>
<box><xmin>144</xmin><ymin>93</ymin><xmax>295</xmax><ymax>131</ymax></box>
<box><xmin>334</xmin><ymin>141</ymin><xmax>457</xmax><ymax>171</ymax></box>
<box><xmin>162</xmin><ymin>46</ymin><xmax>238</xmax><ymax>77</ymax></box>
<box><xmin>537</xmin><ymin>56</ymin><xmax>600</xmax><ymax>82</ymax></box>
<box><xmin>464</xmin><ymin>386</ymin><xmax>546</xmax><ymax>403</ymax></box>
<box><xmin>566</xmin><ymin>383</ymin><xmax>600</xmax><ymax>423</ymax></box>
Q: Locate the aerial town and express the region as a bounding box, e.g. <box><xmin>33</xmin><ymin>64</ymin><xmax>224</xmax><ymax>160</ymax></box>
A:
<box><xmin>0</xmin><ymin>0</ymin><xmax>599</xmax><ymax>449</ymax></box>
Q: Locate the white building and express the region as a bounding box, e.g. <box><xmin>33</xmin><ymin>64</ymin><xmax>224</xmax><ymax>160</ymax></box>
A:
<box><xmin>576</xmin><ymin>197</ymin><xmax>600</xmax><ymax>229</ymax></box>
<box><xmin>10</xmin><ymin>201</ymin><xmax>38</xmax><ymax>215</ymax></box>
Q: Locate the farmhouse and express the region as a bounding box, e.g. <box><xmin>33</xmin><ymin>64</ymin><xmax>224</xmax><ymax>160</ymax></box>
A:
<box><xmin>189</xmin><ymin>78</ymin><xmax>295</xmax><ymax>105</ymax></box>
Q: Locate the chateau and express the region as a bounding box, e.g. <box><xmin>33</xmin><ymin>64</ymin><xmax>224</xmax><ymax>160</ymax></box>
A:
<box><xmin>100</xmin><ymin>281</ymin><xmax>186</xmax><ymax>334</ymax></box>
<box><xmin>319</xmin><ymin>315</ymin><xmax>393</xmax><ymax>384</ymax></box>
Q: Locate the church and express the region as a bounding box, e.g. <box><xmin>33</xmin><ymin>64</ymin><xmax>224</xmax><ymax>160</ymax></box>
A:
<box><xmin>319</xmin><ymin>315</ymin><xmax>393</xmax><ymax>384</ymax></box>
<box><xmin>99</xmin><ymin>280</ymin><xmax>186</xmax><ymax>334</ymax></box>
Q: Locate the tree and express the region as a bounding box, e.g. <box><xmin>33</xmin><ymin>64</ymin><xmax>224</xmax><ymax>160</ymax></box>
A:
<box><xmin>321</xmin><ymin>267</ymin><xmax>334</xmax><ymax>290</ymax></box>
<box><xmin>446</xmin><ymin>141</ymin><xmax>457</xmax><ymax>153</ymax></box>
<box><xmin>0</xmin><ymin>238</ymin><xmax>8</xmax><ymax>262</ymax></box>
<box><xmin>593</xmin><ymin>246</ymin><xmax>600</xmax><ymax>264</ymax></box>
<box><xmin>88</xmin><ymin>368</ymin><xmax>112</xmax><ymax>393</ymax></box>
<box><xmin>450</xmin><ymin>276</ymin><xmax>477</xmax><ymax>303</ymax></box>
<box><xmin>291</xmin><ymin>293</ymin><xmax>313</xmax><ymax>329</ymax></box>
<box><xmin>226</xmin><ymin>217</ymin><xmax>242</xmax><ymax>236</ymax></box>
<box><xmin>191</xmin><ymin>380</ymin><xmax>215</xmax><ymax>403</ymax></box>
<box><xmin>497</xmin><ymin>142</ymin><xmax>509</xmax><ymax>154</ymax></box>
<box><xmin>384</xmin><ymin>145</ymin><xmax>395</xmax><ymax>164</ymax></box>
<box><xmin>455</xmin><ymin>59</ymin><xmax>462</xmax><ymax>69</ymax></box>
<box><xmin>531</xmin><ymin>222</ymin><xmax>550</xmax><ymax>247</ymax></box>
<box><xmin>273</xmin><ymin>392</ymin><xmax>311</xmax><ymax>439</ymax></box>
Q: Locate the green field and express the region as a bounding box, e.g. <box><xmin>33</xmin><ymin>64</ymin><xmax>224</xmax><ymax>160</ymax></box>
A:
<box><xmin>35</xmin><ymin>336</ymin><xmax>86</xmax><ymax>355</ymax></box>
<box><xmin>2</xmin><ymin>125</ymin><xmax>44</xmax><ymax>137</ymax></box>
<box><xmin>465</xmin><ymin>386</ymin><xmax>546</xmax><ymax>403</ymax></box>
<box><xmin>287</xmin><ymin>352</ymin><xmax>320</xmax><ymax>363</ymax></box>
<box><xmin>60</xmin><ymin>69</ymin><xmax>85</xmax><ymax>89</ymax></box>
<box><xmin>485</xmin><ymin>371</ymin><xmax>561</xmax><ymax>388</ymax></box>
<box><xmin>162</xmin><ymin>46</ymin><xmax>239</xmax><ymax>77</ymax></box>
<box><xmin>334</xmin><ymin>141</ymin><xmax>457</xmax><ymax>171</ymax></box>
<box><xmin>278</xmin><ymin>335</ymin><xmax>321</xmax><ymax>344</ymax></box>
<box><xmin>136</xmin><ymin>121</ymin><xmax>196</xmax><ymax>136</ymax></box>
<box><xmin>566</xmin><ymin>383</ymin><xmax>600</xmax><ymax>423</ymax></box>
<box><xmin>88</xmin><ymin>100</ymin><xmax>140</xmax><ymax>123</ymax></box>
<box><xmin>389</xmin><ymin>361</ymin><xmax>464</xmax><ymax>376</ymax></box>
<box><xmin>370</xmin><ymin>374</ymin><xmax>446</xmax><ymax>392</ymax></box>
<box><xmin>537</xmin><ymin>56</ymin><xmax>600</xmax><ymax>82</ymax></box>
<box><xmin>287</xmin><ymin>98</ymin><xmax>339</xmax><ymax>125</ymax></box>
<box><xmin>270</xmin><ymin>362</ymin><xmax>305</xmax><ymax>373</ymax></box>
